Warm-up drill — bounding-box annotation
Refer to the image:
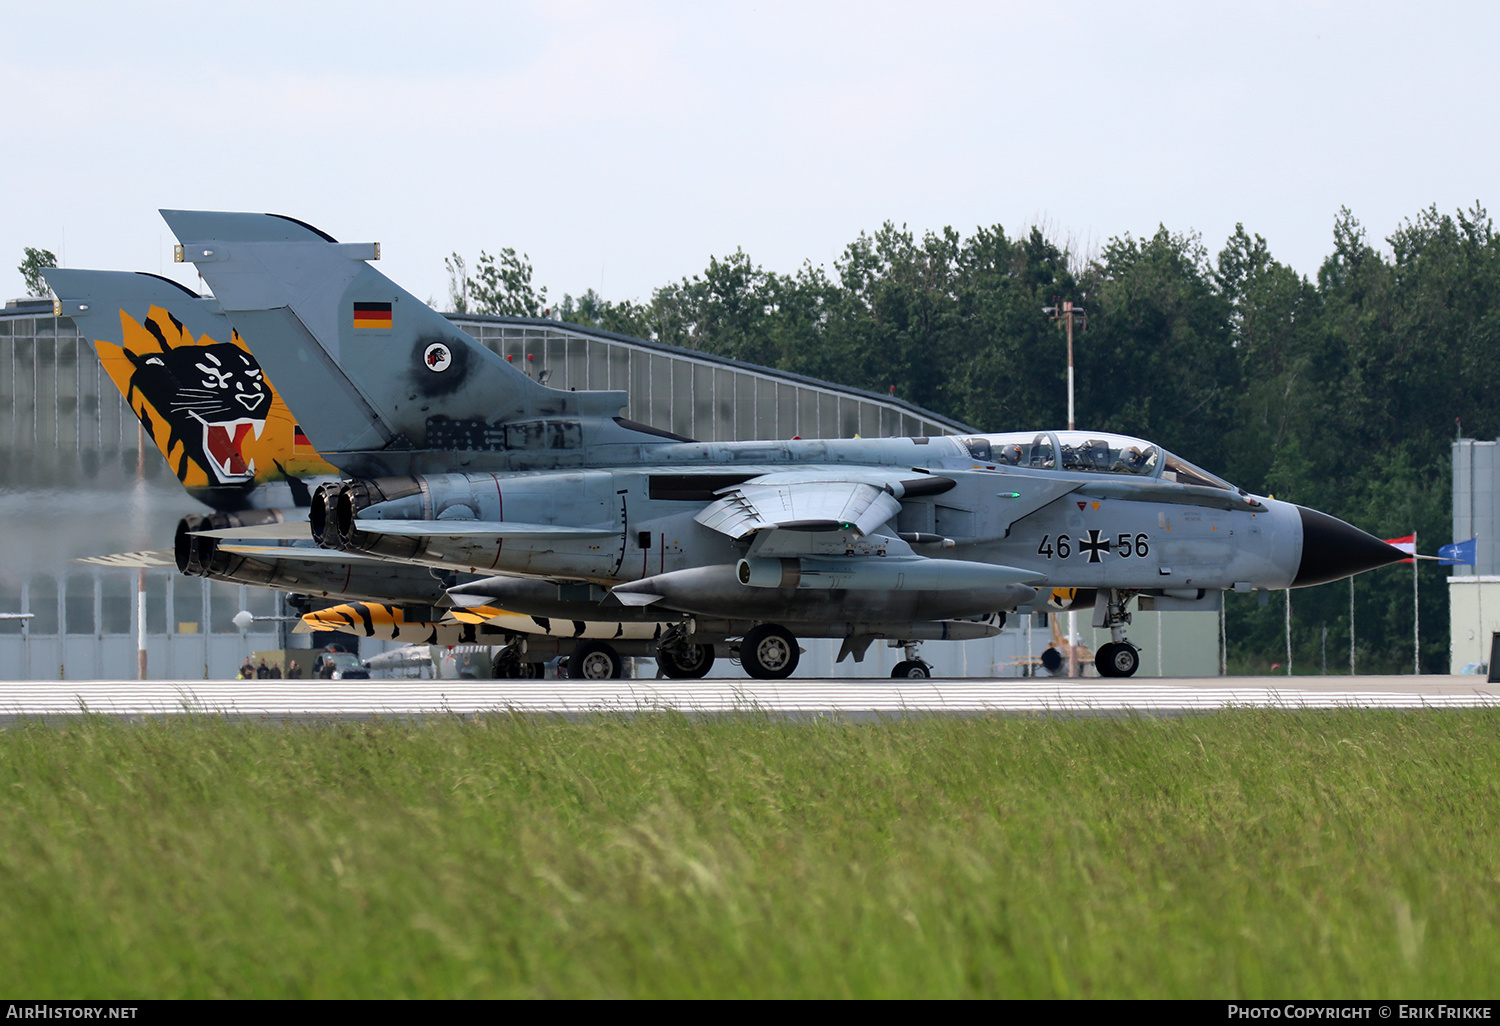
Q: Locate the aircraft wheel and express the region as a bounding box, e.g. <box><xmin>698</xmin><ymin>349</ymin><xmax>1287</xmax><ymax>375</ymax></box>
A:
<box><xmin>1095</xmin><ymin>643</ymin><xmax>1117</xmax><ymax>677</ymax></box>
<box><xmin>1096</xmin><ymin>642</ymin><xmax>1140</xmax><ymax>678</ymax></box>
<box><xmin>491</xmin><ymin>649</ymin><xmax>524</xmax><ymax>679</ymax></box>
<box><xmin>568</xmin><ymin>641</ymin><xmax>624</xmax><ymax>680</ymax></box>
<box><xmin>1040</xmin><ymin>646</ymin><xmax>1063</xmax><ymax>673</ymax></box>
<box><xmin>740</xmin><ymin>624</ymin><xmax>799</xmax><ymax>679</ymax></box>
<box><xmin>518</xmin><ymin>661</ymin><xmax>546</xmax><ymax>679</ymax></box>
<box><xmin>659</xmin><ymin>642</ymin><xmax>715</xmax><ymax>679</ymax></box>
<box><xmin>891</xmin><ymin>660</ymin><xmax>931</xmax><ymax>679</ymax></box>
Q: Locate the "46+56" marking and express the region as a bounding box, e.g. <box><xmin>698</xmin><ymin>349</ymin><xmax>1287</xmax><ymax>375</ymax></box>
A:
<box><xmin>1037</xmin><ymin>529</ymin><xmax>1149</xmax><ymax>564</ymax></box>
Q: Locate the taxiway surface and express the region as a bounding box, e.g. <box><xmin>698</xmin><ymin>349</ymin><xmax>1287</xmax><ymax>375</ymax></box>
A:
<box><xmin>0</xmin><ymin>675</ymin><xmax>1495</xmax><ymax>722</ymax></box>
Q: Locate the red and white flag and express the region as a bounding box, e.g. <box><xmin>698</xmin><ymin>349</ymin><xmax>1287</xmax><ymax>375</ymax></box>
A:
<box><xmin>1385</xmin><ymin>533</ymin><xmax>1416</xmax><ymax>564</ymax></box>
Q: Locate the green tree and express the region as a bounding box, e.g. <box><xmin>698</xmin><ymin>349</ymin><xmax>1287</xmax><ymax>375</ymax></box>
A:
<box><xmin>18</xmin><ymin>247</ymin><xmax>56</xmax><ymax>298</ymax></box>
<box><xmin>1076</xmin><ymin>226</ymin><xmax>1235</xmax><ymax>471</ymax></box>
<box><xmin>950</xmin><ymin>225</ymin><xmax>1078</xmax><ymax>431</ymax></box>
<box><xmin>447</xmin><ymin>248</ymin><xmax>547</xmax><ymax>317</ymax></box>
<box><xmin>443</xmin><ymin>252</ymin><xmax>469</xmax><ymax>314</ymax></box>
<box><xmin>1213</xmin><ymin>223</ymin><xmax>1326</xmax><ymax>495</ymax></box>
<box><xmin>641</xmin><ymin>250</ymin><xmax>833</xmax><ymax>379</ymax></box>
<box><xmin>819</xmin><ymin>223</ymin><xmax>966</xmax><ymax>414</ymax></box>
<box><xmin>554</xmin><ymin>289</ymin><xmax>656</xmax><ymax>339</ymax></box>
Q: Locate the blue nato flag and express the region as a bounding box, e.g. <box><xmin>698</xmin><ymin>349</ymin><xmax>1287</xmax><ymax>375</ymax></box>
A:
<box><xmin>1439</xmin><ymin>538</ymin><xmax>1478</xmax><ymax>565</ymax></box>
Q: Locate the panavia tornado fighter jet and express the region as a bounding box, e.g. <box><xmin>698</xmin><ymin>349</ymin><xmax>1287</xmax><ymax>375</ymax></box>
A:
<box><xmin>154</xmin><ymin>209</ymin><xmax>1403</xmax><ymax>679</ymax></box>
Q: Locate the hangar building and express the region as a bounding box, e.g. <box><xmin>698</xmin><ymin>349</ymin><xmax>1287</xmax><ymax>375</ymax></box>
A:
<box><xmin>1450</xmin><ymin>438</ymin><xmax>1500</xmax><ymax>671</ymax></box>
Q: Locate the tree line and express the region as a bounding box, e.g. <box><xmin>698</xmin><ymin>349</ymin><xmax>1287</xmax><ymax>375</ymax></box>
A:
<box><xmin>449</xmin><ymin>203</ymin><xmax>1500</xmax><ymax>672</ymax></box>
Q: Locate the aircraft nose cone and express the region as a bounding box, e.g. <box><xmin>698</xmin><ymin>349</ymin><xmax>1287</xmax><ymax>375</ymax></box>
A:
<box><xmin>1293</xmin><ymin>506</ymin><xmax>1408</xmax><ymax>587</ymax></box>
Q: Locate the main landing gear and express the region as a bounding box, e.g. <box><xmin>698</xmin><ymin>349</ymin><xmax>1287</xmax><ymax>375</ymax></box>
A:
<box><xmin>492</xmin><ymin>646</ymin><xmax>546</xmax><ymax>679</ymax></box>
<box><xmin>1094</xmin><ymin>589</ymin><xmax>1141</xmax><ymax>678</ymax></box>
<box><xmin>568</xmin><ymin>640</ymin><xmax>624</xmax><ymax>680</ymax></box>
<box><xmin>656</xmin><ymin>626</ymin><xmax>717</xmax><ymax>679</ymax></box>
<box><xmin>737</xmin><ymin>624</ymin><xmax>800</xmax><ymax>679</ymax></box>
<box><xmin>733</xmin><ymin>627</ymin><xmax>936</xmax><ymax>680</ymax></box>
<box><xmin>891</xmin><ymin>641</ymin><xmax>932</xmax><ymax>679</ymax></box>
<box><xmin>658</xmin><ymin>642</ymin><xmax>716</xmax><ymax>678</ymax></box>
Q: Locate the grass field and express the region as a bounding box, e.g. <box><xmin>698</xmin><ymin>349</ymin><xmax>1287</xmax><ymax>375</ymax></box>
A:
<box><xmin>1</xmin><ymin>709</ymin><xmax>1497</xmax><ymax>998</ymax></box>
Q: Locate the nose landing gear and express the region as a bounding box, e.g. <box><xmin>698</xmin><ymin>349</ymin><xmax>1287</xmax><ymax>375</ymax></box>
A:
<box><xmin>1094</xmin><ymin>641</ymin><xmax>1140</xmax><ymax>677</ymax></box>
<box><xmin>891</xmin><ymin>640</ymin><xmax>932</xmax><ymax>679</ymax></box>
<box><xmin>1094</xmin><ymin>589</ymin><xmax>1141</xmax><ymax>678</ymax></box>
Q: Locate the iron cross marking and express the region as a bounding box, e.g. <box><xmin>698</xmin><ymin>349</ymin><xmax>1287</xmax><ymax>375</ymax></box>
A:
<box><xmin>1079</xmin><ymin>529</ymin><xmax>1111</xmax><ymax>564</ymax></box>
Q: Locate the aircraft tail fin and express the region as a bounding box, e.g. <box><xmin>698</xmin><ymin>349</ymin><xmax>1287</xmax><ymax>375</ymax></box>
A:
<box><xmin>42</xmin><ymin>267</ymin><xmax>337</xmax><ymax>508</ymax></box>
<box><xmin>160</xmin><ymin>210</ymin><xmax>639</xmax><ymax>473</ymax></box>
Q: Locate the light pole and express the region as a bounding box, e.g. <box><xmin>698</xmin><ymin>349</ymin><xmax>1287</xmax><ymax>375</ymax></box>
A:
<box><xmin>1044</xmin><ymin>299</ymin><xmax>1086</xmax><ymax>672</ymax></box>
<box><xmin>1045</xmin><ymin>299</ymin><xmax>1086</xmax><ymax>430</ymax></box>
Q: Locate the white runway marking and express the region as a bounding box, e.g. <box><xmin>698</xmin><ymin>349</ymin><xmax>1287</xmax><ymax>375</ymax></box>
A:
<box><xmin>0</xmin><ymin>677</ymin><xmax>1496</xmax><ymax>720</ymax></box>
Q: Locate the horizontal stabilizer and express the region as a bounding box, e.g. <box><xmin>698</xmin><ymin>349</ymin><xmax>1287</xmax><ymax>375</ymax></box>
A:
<box><xmin>215</xmin><ymin>544</ymin><xmax>400</xmax><ymax>566</ymax></box>
<box><xmin>75</xmin><ymin>549</ymin><xmax>178</xmax><ymax>569</ymax></box>
<box><xmin>195</xmin><ymin>521</ymin><xmax>312</xmax><ymax>541</ymax></box>
<box><xmin>354</xmin><ymin>518</ymin><xmax>619</xmax><ymax>539</ymax></box>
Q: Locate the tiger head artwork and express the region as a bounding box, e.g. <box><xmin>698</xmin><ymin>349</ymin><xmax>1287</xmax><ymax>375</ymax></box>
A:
<box><xmin>94</xmin><ymin>305</ymin><xmax>337</xmax><ymax>495</ymax></box>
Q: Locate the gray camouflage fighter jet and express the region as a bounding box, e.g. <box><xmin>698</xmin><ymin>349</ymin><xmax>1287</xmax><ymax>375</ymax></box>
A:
<box><xmin>154</xmin><ymin>209</ymin><xmax>1402</xmax><ymax>679</ymax></box>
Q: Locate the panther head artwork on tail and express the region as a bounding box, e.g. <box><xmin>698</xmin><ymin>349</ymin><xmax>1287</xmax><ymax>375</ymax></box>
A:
<box><xmin>113</xmin><ymin>311</ymin><xmax>271</xmax><ymax>485</ymax></box>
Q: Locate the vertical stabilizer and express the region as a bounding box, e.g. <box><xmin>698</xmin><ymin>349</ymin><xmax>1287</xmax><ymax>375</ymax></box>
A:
<box><xmin>43</xmin><ymin>267</ymin><xmax>337</xmax><ymax>508</ymax></box>
<box><xmin>160</xmin><ymin>210</ymin><xmax>632</xmax><ymax>471</ymax></box>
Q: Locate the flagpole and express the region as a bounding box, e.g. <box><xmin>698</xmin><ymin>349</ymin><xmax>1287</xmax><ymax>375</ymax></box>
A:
<box><xmin>1349</xmin><ymin>576</ymin><xmax>1356</xmax><ymax>674</ymax></box>
<box><xmin>1219</xmin><ymin>593</ymin><xmax>1227</xmax><ymax>676</ymax></box>
<box><xmin>1470</xmin><ymin>537</ymin><xmax>1482</xmax><ymax>672</ymax></box>
<box><xmin>1472</xmin><ymin>443</ymin><xmax>1481</xmax><ymax>672</ymax></box>
<box><xmin>1285</xmin><ymin>588</ymin><xmax>1292</xmax><ymax>676</ymax></box>
<box><xmin>1413</xmin><ymin>529</ymin><xmax>1420</xmax><ymax>675</ymax></box>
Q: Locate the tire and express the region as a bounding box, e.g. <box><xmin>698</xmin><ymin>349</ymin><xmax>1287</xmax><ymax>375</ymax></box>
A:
<box><xmin>659</xmin><ymin>642</ymin><xmax>715</xmax><ymax>679</ymax></box>
<box><xmin>891</xmin><ymin>660</ymin><xmax>931</xmax><ymax>679</ymax></box>
<box><xmin>740</xmin><ymin>624</ymin><xmax>799</xmax><ymax>679</ymax></box>
<box><xmin>1097</xmin><ymin>642</ymin><xmax>1139</xmax><ymax>678</ymax></box>
<box><xmin>492</xmin><ymin>649</ymin><xmax>544</xmax><ymax>679</ymax></box>
<box><xmin>568</xmin><ymin>641</ymin><xmax>623</xmax><ymax>680</ymax></box>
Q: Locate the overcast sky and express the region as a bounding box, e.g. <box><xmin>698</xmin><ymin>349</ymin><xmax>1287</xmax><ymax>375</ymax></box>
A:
<box><xmin>4</xmin><ymin>1</ymin><xmax>1496</xmax><ymax>307</ymax></box>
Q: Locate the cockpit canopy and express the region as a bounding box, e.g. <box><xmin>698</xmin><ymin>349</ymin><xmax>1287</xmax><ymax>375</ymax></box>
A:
<box><xmin>960</xmin><ymin>431</ymin><xmax>1236</xmax><ymax>491</ymax></box>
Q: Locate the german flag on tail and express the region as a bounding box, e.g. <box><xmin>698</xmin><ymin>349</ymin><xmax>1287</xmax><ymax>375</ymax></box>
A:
<box><xmin>353</xmin><ymin>301</ymin><xmax>393</xmax><ymax>329</ymax></box>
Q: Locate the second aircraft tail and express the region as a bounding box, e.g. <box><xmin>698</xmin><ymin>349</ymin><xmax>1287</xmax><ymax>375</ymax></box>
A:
<box><xmin>160</xmin><ymin>210</ymin><xmax>644</xmax><ymax>477</ymax></box>
<box><xmin>44</xmin><ymin>266</ymin><xmax>337</xmax><ymax>509</ymax></box>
